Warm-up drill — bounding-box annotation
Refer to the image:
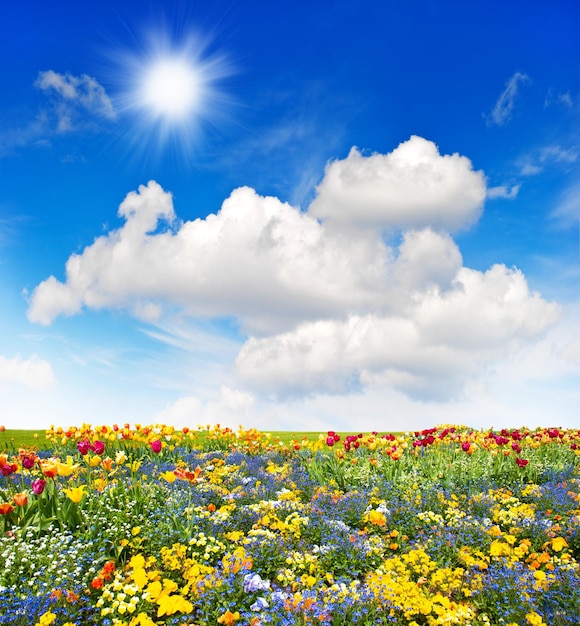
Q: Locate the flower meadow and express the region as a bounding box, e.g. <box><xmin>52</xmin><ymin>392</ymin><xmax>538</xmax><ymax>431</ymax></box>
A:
<box><xmin>1</xmin><ymin>424</ymin><xmax>579</xmax><ymax>626</ymax></box>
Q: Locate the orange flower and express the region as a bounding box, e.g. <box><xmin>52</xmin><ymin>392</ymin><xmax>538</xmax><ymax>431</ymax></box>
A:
<box><xmin>102</xmin><ymin>560</ymin><xmax>116</xmax><ymax>579</ymax></box>
<box><xmin>90</xmin><ymin>577</ymin><xmax>104</xmax><ymax>590</ymax></box>
<box><xmin>13</xmin><ymin>492</ymin><xmax>28</xmax><ymax>507</ymax></box>
<box><xmin>217</xmin><ymin>610</ymin><xmax>240</xmax><ymax>625</ymax></box>
<box><xmin>174</xmin><ymin>465</ymin><xmax>202</xmax><ymax>483</ymax></box>
<box><xmin>0</xmin><ymin>502</ymin><xmax>14</xmax><ymax>515</ymax></box>
<box><xmin>40</xmin><ymin>459</ymin><xmax>58</xmax><ymax>478</ymax></box>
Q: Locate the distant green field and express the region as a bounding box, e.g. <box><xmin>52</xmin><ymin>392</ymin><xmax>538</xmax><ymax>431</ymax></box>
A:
<box><xmin>0</xmin><ymin>429</ymin><xmax>377</xmax><ymax>450</ymax></box>
<box><xmin>0</xmin><ymin>429</ymin><xmax>51</xmax><ymax>450</ymax></box>
<box><xmin>0</xmin><ymin>430</ymin><xmax>318</xmax><ymax>450</ymax></box>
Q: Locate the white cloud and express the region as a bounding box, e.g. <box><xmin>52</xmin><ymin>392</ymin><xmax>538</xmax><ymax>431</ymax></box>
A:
<box><xmin>0</xmin><ymin>354</ymin><xmax>56</xmax><ymax>390</ymax></box>
<box><xmin>27</xmin><ymin>137</ymin><xmax>560</xmax><ymax>404</ymax></box>
<box><xmin>488</xmin><ymin>72</ymin><xmax>531</xmax><ymax>126</ymax></box>
<box><xmin>28</xmin><ymin>180</ymin><xmax>391</xmax><ymax>334</ymax></box>
<box><xmin>33</xmin><ymin>70</ymin><xmax>115</xmax><ymax>134</ymax></box>
<box><xmin>154</xmin><ymin>385</ymin><xmax>256</xmax><ymax>430</ymax></box>
<box><xmin>309</xmin><ymin>136</ymin><xmax>486</xmax><ymax>232</ymax></box>
<box><xmin>236</xmin><ymin>264</ymin><xmax>560</xmax><ymax>400</ymax></box>
<box><xmin>487</xmin><ymin>184</ymin><xmax>520</xmax><ymax>199</ymax></box>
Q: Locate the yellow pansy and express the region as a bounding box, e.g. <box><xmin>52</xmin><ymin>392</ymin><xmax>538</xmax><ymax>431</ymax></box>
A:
<box><xmin>550</xmin><ymin>536</ymin><xmax>569</xmax><ymax>552</ymax></box>
<box><xmin>368</xmin><ymin>510</ymin><xmax>386</xmax><ymax>526</ymax></box>
<box><xmin>34</xmin><ymin>612</ymin><xmax>56</xmax><ymax>626</ymax></box>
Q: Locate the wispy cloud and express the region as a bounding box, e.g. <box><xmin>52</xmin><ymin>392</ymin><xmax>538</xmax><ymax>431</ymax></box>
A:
<box><xmin>551</xmin><ymin>181</ymin><xmax>580</xmax><ymax>228</ymax></box>
<box><xmin>212</xmin><ymin>80</ymin><xmax>355</xmax><ymax>207</ymax></box>
<box><xmin>35</xmin><ymin>70</ymin><xmax>116</xmax><ymax>131</ymax></box>
<box><xmin>544</xmin><ymin>88</ymin><xmax>574</xmax><ymax>109</ymax></box>
<box><xmin>518</xmin><ymin>144</ymin><xmax>578</xmax><ymax>176</ymax></box>
<box><xmin>487</xmin><ymin>184</ymin><xmax>520</xmax><ymax>200</ymax></box>
<box><xmin>487</xmin><ymin>71</ymin><xmax>531</xmax><ymax>126</ymax></box>
<box><xmin>0</xmin><ymin>71</ymin><xmax>115</xmax><ymax>156</ymax></box>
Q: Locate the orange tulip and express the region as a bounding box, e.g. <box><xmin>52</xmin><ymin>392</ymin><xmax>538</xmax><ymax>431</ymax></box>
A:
<box><xmin>0</xmin><ymin>502</ymin><xmax>14</xmax><ymax>515</ymax></box>
<box><xmin>13</xmin><ymin>492</ymin><xmax>28</xmax><ymax>507</ymax></box>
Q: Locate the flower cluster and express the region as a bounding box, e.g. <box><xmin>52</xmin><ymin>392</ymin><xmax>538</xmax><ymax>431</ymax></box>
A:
<box><xmin>0</xmin><ymin>423</ymin><xmax>579</xmax><ymax>625</ymax></box>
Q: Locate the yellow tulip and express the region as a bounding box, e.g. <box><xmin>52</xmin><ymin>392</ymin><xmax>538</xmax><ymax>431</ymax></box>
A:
<box><xmin>57</xmin><ymin>456</ymin><xmax>80</xmax><ymax>477</ymax></box>
<box><xmin>89</xmin><ymin>455</ymin><xmax>102</xmax><ymax>468</ymax></box>
<box><xmin>63</xmin><ymin>486</ymin><xmax>86</xmax><ymax>504</ymax></box>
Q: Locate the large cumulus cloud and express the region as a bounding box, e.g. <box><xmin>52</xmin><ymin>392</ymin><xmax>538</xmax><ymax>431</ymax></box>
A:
<box><xmin>27</xmin><ymin>136</ymin><xmax>559</xmax><ymax>401</ymax></box>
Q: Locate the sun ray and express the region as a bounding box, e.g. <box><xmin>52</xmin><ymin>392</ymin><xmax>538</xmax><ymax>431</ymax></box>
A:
<box><xmin>105</xmin><ymin>22</ymin><xmax>236</xmax><ymax>163</ymax></box>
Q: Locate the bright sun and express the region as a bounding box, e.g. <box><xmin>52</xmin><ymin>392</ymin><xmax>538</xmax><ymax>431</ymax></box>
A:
<box><xmin>111</xmin><ymin>25</ymin><xmax>235</xmax><ymax>160</ymax></box>
<box><xmin>141</xmin><ymin>56</ymin><xmax>200</xmax><ymax>121</ymax></box>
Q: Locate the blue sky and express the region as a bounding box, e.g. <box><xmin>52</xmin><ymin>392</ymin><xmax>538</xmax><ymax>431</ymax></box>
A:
<box><xmin>1</xmin><ymin>0</ymin><xmax>579</xmax><ymax>432</ymax></box>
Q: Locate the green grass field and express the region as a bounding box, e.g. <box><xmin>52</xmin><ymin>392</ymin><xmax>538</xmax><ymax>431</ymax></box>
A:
<box><xmin>0</xmin><ymin>429</ymin><xmax>51</xmax><ymax>450</ymax></box>
<box><xmin>0</xmin><ymin>429</ymin><xmax>358</xmax><ymax>450</ymax></box>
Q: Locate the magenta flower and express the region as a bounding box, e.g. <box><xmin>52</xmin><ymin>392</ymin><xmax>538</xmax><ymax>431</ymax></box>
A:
<box><xmin>93</xmin><ymin>440</ymin><xmax>105</xmax><ymax>455</ymax></box>
<box><xmin>22</xmin><ymin>456</ymin><xmax>35</xmax><ymax>470</ymax></box>
<box><xmin>1</xmin><ymin>464</ymin><xmax>15</xmax><ymax>476</ymax></box>
<box><xmin>77</xmin><ymin>440</ymin><xmax>92</xmax><ymax>455</ymax></box>
<box><xmin>151</xmin><ymin>440</ymin><xmax>162</xmax><ymax>454</ymax></box>
<box><xmin>32</xmin><ymin>478</ymin><xmax>46</xmax><ymax>495</ymax></box>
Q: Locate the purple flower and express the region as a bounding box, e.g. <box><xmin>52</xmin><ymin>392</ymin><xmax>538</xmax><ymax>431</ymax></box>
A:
<box><xmin>32</xmin><ymin>478</ymin><xmax>46</xmax><ymax>495</ymax></box>
<box><xmin>150</xmin><ymin>440</ymin><xmax>162</xmax><ymax>454</ymax></box>
<box><xmin>243</xmin><ymin>573</ymin><xmax>270</xmax><ymax>593</ymax></box>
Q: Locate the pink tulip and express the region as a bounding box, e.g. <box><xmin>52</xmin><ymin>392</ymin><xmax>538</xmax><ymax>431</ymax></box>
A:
<box><xmin>93</xmin><ymin>440</ymin><xmax>105</xmax><ymax>455</ymax></box>
<box><xmin>151</xmin><ymin>440</ymin><xmax>162</xmax><ymax>454</ymax></box>
<box><xmin>77</xmin><ymin>440</ymin><xmax>92</xmax><ymax>455</ymax></box>
<box><xmin>32</xmin><ymin>478</ymin><xmax>46</xmax><ymax>495</ymax></box>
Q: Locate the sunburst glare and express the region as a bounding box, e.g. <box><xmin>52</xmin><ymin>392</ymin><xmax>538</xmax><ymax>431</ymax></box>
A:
<box><xmin>107</xmin><ymin>24</ymin><xmax>236</xmax><ymax>162</ymax></box>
